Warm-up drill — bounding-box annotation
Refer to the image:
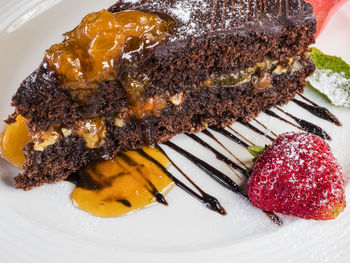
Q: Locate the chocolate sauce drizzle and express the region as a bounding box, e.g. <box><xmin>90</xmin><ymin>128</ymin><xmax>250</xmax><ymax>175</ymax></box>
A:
<box><xmin>275</xmin><ymin>107</ymin><xmax>331</xmax><ymax>140</ymax></box>
<box><xmin>118</xmin><ymin>152</ymin><xmax>168</xmax><ymax>205</ymax></box>
<box><xmin>152</xmin><ymin>94</ymin><xmax>341</xmax><ymax>225</ymax></box>
<box><xmin>227</xmin><ymin>126</ymin><xmax>255</xmax><ymax>145</ymax></box>
<box><xmin>263</xmin><ymin>210</ymin><xmax>283</xmax><ymax>225</ymax></box>
<box><xmin>253</xmin><ymin>118</ymin><xmax>278</xmax><ymax>138</ymax></box>
<box><xmin>116</xmin><ymin>199</ymin><xmax>132</xmax><ymax>207</ymax></box>
<box><xmin>209</xmin><ymin>126</ymin><xmax>249</xmax><ymax>148</ymax></box>
<box><xmin>137</xmin><ymin>148</ymin><xmax>227</xmax><ymax>215</ymax></box>
<box><xmin>160</xmin><ymin>141</ymin><xmax>282</xmax><ymax>225</ymax></box>
<box><xmin>202</xmin><ymin>129</ymin><xmax>249</xmax><ymax>170</ymax></box>
<box><xmin>185</xmin><ymin>133</ymin><xmax>246</xmax><ymax>175</ymax></box>
<box><xmin>265</xmin><ymin>108</ymin><xmax>331</xmax><ymax>140</ymax></box>
<box><xmin>163</xmin><ymin>141</ymin><xmax>243</xmax><ymax>194</ymax></box>
<box><xmin>294</xmin><ymin>94</ymin><xmax>341</xmax><ymax>126</ymax></box>
<box><xmin>265</xmin><ymin>109</ymin><xmax>299</xmax><ymax>128</ymax></box>
<box><xmin>237</xmin><ymin>120</ymin><xmax>275</xmax><ymax>142</ymax></box>
<box><xmin>144</xmin><ymin>94</ymin><xmax>339</xmax><ymax>223</ymax></box>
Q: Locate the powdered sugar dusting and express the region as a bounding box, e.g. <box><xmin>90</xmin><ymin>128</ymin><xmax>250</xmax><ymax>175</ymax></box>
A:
<box><xmin>307</xmin><ymin>69</ymin><xmax>350</xmax><ymax>108</ymax></box>
<box><xmin>169</xmin><ymin>0</ymin><xmax>207</xmax><ymax>23</ymax></box>
<box><xmin>145</xmin><ymin>0</ymin><xmax>214</xmax><ymax>41</ymax></box>
<box><xmin>168</xmin><ymin>0</ymin><xmax>211</xmax><ymax>40</ymax></box>
<box><xmin>110</xmin><ymin>0</ymin><xmax>310</xmax><ymax>42</ymax></box>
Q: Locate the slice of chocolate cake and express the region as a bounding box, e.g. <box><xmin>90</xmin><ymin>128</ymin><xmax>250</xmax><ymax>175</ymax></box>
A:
<box><xmin>8</xmin><ymin>0</ymin><xmax>316</xmax><ymax>190</ymax></box>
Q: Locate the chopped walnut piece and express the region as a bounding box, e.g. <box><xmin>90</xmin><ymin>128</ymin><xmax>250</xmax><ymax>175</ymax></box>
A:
<box><xmin>272</xmin><ymin>65</ymin><xmax>288</xmax><ymax>75</ymax></box>
<box><xmin>61</xmin><ymin>128</ymin><xmax>73</xmax><ymax>137</ymax></box>
<box><xmin>33</xmin><ymin>128</ymin><xmax>60</xmax><ymax>151</ymax></box>
<box><xmin>75</xmin><ymin>118</ymin><xmax>106</xmax><ymax>149</ymax></box>
<box><xmin>169</xmin><ymin>93</ymin><xmax>184</xmax><ymax>106</ymax></box>
<box><xmin>252</xmin><ymin>72</ymin><xmax>272</xmax><ymax>90</ymax></box>
<box><xmin>114</xmin><ymin>118</ymin><xmax>126</xmax><ymax>128</ymax></box>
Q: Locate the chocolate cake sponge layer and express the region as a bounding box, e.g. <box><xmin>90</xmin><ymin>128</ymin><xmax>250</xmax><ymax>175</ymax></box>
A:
<box><xmin>9</xmin><ymin>0</ymin><xmax>316</xmax><ymax>132</ymax></box>
<box><xmin>15</xmin><ymin>61</ymin><xmax>314</xmax><ymax>190</ymax></box>
<box><xmin>9</xmin><ymin>61</ymin><xmax>126</xmax><ymax>133</ymax></box>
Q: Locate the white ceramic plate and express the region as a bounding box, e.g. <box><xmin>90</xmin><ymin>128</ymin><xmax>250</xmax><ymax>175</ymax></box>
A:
<box><xmin>0</xmin><ymin>1</ymin><xmax>349</xmax><ymax>262</ymax></box>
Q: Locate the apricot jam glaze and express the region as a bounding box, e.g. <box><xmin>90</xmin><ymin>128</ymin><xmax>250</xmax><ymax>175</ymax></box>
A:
<box><xmin>0</xmin><ymin>116</ymin><xmax>173</xmax><ymax>217</ymax></box>
<box><xmin>0</xmin><ymin>115</ymin><xmax>31</xmax><ymax>168</ymax></box>
<box><xmin>45</xmin><ymin>10</ymin><xmax>174</xmax><ymax>104</ymax></box>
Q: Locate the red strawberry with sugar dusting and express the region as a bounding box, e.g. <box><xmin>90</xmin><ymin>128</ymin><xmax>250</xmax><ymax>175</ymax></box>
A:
<box><xmin>247</xmin><ymin>132</ymin><xmax>346</xmax><ymax>220</ymax></box>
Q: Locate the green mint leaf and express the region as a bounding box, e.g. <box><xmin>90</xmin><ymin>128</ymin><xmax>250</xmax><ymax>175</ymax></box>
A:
<box><xmin>309</xmin><ymin>48</ymin><xmax>350</xmax><ymax>79</ymax></box>
<box><xmin>307</xmin><ymin>48</ymin><xmax>350</xmax><ymax>108</ymax></box>
<box><xmin>248</xmin><ymin>145</ymin><xmax>265</xmax><ymax>158</ymax></box>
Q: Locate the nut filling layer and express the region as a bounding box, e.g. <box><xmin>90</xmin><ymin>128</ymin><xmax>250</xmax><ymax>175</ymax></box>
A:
<box><xmin>31</xmin><ymin>56</ymin><xmax>305</xmax><ymax>152</ymax></box>
<box><xmin>203</xmin><ymin>57</ymin><xmax>304</xmax><ymax>89</ymax></box>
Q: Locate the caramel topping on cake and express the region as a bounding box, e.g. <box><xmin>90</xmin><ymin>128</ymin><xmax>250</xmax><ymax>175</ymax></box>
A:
<box><xmin>45</xmin><ymin>10</ymin><xmax>174</xmax><ymax>103</ymax></box>
<box><xmin>71</xmin><ymin>147</ymin><xmax>174</xmax><ymax>217</ymax></box>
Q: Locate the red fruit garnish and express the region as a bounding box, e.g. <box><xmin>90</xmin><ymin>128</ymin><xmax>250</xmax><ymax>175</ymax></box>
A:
<box><xmin>306</xmin><ymin>0</ymin><xmax>348</xmax><ymax>37</ymax></box>
<box><xmin>247</xmin><ymin>132</ymin><xmax>346</xmax><ymax>220</ymax></box>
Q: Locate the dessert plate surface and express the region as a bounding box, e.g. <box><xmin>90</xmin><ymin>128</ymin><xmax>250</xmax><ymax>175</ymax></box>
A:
<box><xmin>0</xmin><ymin>1</ymin><xmax>350</xmax><ymax>262</ymax></box>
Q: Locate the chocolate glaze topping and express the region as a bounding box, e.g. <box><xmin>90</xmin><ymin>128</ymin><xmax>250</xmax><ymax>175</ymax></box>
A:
<box><xmin>108</xmin><ymin>0</ymin><xmax>315</xmax><ymax>47</ymax></box>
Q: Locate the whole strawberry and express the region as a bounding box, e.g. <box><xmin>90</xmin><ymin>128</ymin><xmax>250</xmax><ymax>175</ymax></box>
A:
<box><xmin>247</xmin><ymin>132</ymin><xmax>346</xmax><ymax>220</ymax></box>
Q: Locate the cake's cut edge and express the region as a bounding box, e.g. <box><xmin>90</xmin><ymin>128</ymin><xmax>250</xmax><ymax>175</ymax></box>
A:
<box><xmin>15</xmin><ymin>58</ymin><xmax>315</xmax><ymax>190</ymax></box>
